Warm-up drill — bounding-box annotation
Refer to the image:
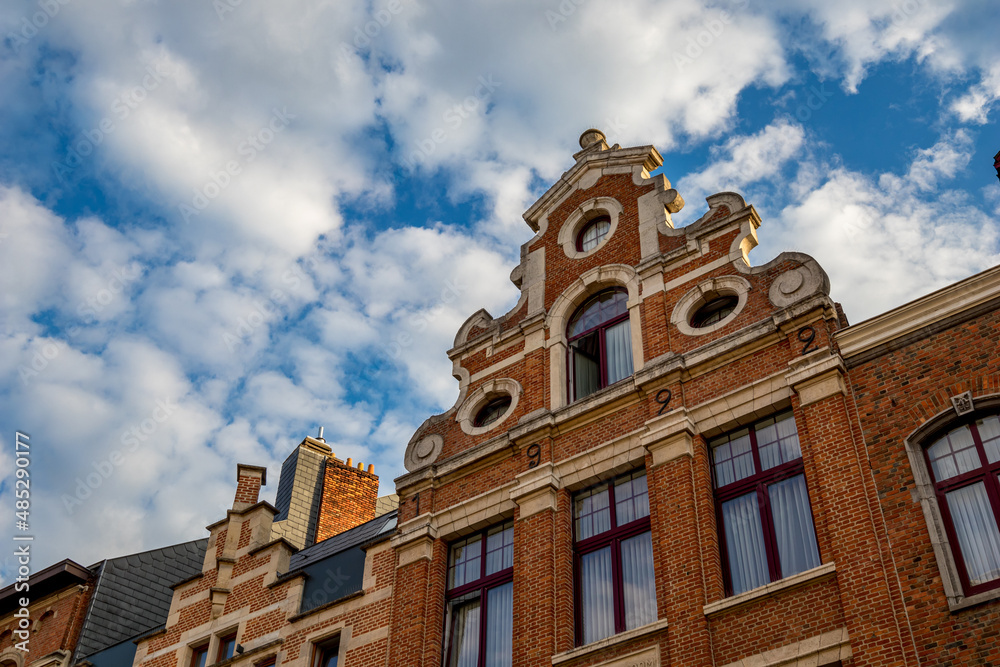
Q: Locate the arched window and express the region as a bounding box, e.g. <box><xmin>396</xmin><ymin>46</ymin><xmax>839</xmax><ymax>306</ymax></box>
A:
<box><xmin>473</xmin><ymin>396</ymin><xmax>511</xmax><ymax>428</ymax></box>
<box><xmin>568</xmin><ymin>289</ymin><xmax>633</xmax><ymax>402</ymax></box>
<box><xmin>924</xmin><ymin>414</ymin><xmax>1000</xmax><ymax>595</ymax></box>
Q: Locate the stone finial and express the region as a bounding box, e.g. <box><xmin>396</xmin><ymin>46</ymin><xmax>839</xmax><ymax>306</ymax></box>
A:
<box><xmin>579</xmin><ymin>129</ymin><xmax>607</xmax><ymax>149</ymax></box>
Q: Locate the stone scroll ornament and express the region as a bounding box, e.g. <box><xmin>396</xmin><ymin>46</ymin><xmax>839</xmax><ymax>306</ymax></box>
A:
<box><xmin>403</xmin><ymin>433</ymin><xmax>443</xmax><ymax>472</ymax></box>
<box><xmin>768</xmin><ymin>258</ymin><xmax>828</xmax><ymax>308</ymax></box>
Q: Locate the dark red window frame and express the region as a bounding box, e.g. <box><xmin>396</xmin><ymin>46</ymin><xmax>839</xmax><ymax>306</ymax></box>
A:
<box><xmin>567</xmin><ymin>289</ymin><xmax>631</xmax><ymax>402</ymax></box>
<box><xmin>190</xmin><ymin>643</ymin><xmax>209</xmax><ymax>667</ymax></box>
<box><xmin>923</xmin><ymin>415</ymin><xmax>1000</xmax><ymax>597</ymax></box>
<box><xmin>444</xmin><ymin>521</ymin><xmax>514</xmax><ymax>667</ymax></box>
<box><xmin>216</xmin><ymin>633</ymin><xmax>237</xmax><ymax>663</ymax></box>
<box><xmin>710</xmin><ymin>411</ymin><xmax>820</xmax><ymax>596</ymax></box>
<box><xmin>572</xmin><ymin>470</ymin><xmax>654</xmax><ymax>646</ymax></box>
<box><xmin>311</xmin><ymin>636</ymin><xmax>339</xmax><ymax>667</ymax></box>
<box><xmin>575</xmin><ymin>216</ymin><xmax>611</xmax><ymax>252</ymax></box>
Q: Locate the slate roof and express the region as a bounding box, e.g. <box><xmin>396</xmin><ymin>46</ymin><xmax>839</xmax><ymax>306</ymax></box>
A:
<box><xmin>288</xmin><ymin>510</ymin><xmax>397</xmax><ymax>572</ymax></box>
<box><xmin>75</xmin><ymin>539</ymin><xmax>208</xmax><ymax>660</ymax></box>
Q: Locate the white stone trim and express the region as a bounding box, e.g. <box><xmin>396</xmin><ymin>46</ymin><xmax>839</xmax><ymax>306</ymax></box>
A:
<box><xmin>510</xmin><ymin>463</ymin><xmax>561</xmax><ymax>518</ymax></box>
<box><xmin>785</xmin><ymin>349</ymin><xmax>846</xmax><ymax>407</ymax></box>
<box><xmin>550</xmin><ymin>619</ymin><xmax>667</xmax><ymax>665</ymax></box>
<box><xmin>836</xmin><ymin>263</ymin><xmax>1000</xmax><ymax>359</ymax></box>
<box><xmin>456</xmin><ymin>378</ymin><xmax>523</xmax><ymax>436</ymax></box>
<box><xmin>671</xmin><ymin>276</ymin><xmax>751</xmax><ymax>337</ymax></box>
<box><xmin>557</xmin><ymin>197</ymin><xmax>624</xmax><ymax>260</ymax></box>
<box><xmin>703</xmin><ymin>562</ymin><xmax>836</xmax><ymax>617</ymax></box>
<box><xmin>718</xmin><ymin>627</ymin><xmax>850</xmax><ymax>667</ymax></box>
<box><xmin>554</xmin><ymin>430</ymin><xmax>647</xmax><ymax>491</ymax></box>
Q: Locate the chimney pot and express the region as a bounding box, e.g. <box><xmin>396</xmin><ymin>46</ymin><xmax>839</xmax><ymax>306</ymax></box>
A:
<box><xmin>367</xmin><ymin>464</ymin><xmax>375</xmax><ymax>474</ymax></box>
<box><xmin>346</xmin><ymin>457</ymin><xmax>353</xmax><ymax>467</ymax></box>
<box><xmin>358</xmin><ymin>462</ymin><xmax>363</xmax><ymax>470</ymax></box>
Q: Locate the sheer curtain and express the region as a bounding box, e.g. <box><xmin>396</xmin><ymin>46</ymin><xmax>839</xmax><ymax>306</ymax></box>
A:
<box><xmin>580</xmin><ymin>547</ymin><xmax>614</xmax><ymax>644</ymax></box>
<box><xmin>620</xmin><ymin>532</ymin><xmax>657</xmax><ymax>630</ymax></box>
<box><xmin>604</xmin><ymin>319</ymin><xmax>633</xmax><ymax>385</ymax></box>
<box><xmin>769</xmin><ymin>475</ymin><xmax>821</xmax><ymax>579</ymax></box>
<box><xmin>722</xmin><ymin>492</ymin><xmax>769</xmax><ymax>594</ymax></box>
<box><xmin>571</xmin><ymin>335</ymin><xmax>600</xmax><ymax>399</ymax></box>
<box><xmin>449</xmin><ymin>600</ymin><xmax>480</xmax><ymax>667</ymax></box>
<box><xmin>485</xmin><ymin>583</ymin><xmax>513</xmax><ymax>667</ymax></box>
<box><xmin>947</xmin><ymin>482</ymin><xmax>1000</xmax><ymax>586</ymax></box>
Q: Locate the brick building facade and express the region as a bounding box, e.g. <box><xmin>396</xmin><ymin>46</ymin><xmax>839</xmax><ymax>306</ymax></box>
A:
<box><xmin>12</xmin><ymin>129</ymin><xmax>1000</xmax><ymax>667</ymax></box>
<box><xmin>387</xmin><ymin>130</ymin><xmax>1000</xmax><ymax>667</ymax></box>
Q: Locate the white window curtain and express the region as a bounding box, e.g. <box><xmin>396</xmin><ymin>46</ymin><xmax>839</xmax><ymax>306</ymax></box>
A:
<box><xmin>722</xmin><ymin>492</ymin><xmax>769</xmax><ymax>595</ymax></box>
<box><xmin>448</xmin><ymin>599</ymin><xmax>480</xmax><ymax>667</ymax></box>
<box><xmin>604</xmin><ymin>319</ymin><xmax>633</xmax><ymax>385</ymax></box>
<box><xmin>620</xmin><ymin>531</ymin><xmax>657</xmax><ymax>630</ymax></box>
<box><xmin>947</xmin><ymin>481</ymin><xmax>1000</xmax><ymax>586</ymax></box>
<box><xmin>571</xmin><ymin>335</ymin><xmax>600</xmax><ymax>399</ymax></box>
<box><xmin>484</xmin><ymin>583</ymin><xmax>513</xmax><ymax>667</ymax></box>
<box><xmin>580</xmin><ymin>547</ymin><xmax>614</xmax><ymax>644</ymax></box>
<box><xmin>768</xmin><ymin>474</ymin><xmax>821</xmax><ymax>579</ymax></box>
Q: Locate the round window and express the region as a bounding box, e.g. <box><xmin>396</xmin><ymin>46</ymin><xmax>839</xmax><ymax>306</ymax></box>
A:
<box><xmin>577</xmin><ymin>216</ymin><xmax>611</xmax><ymax>252</ymax></box>
<box><xmin>473</xmin><ymin>396</ymin><xmax>512</xmax><ymax>427</ymax></box>
<box><xmin>690</xmin><ymin>295</ymin><xmax>739</xmax><ymax>328</ymax></box>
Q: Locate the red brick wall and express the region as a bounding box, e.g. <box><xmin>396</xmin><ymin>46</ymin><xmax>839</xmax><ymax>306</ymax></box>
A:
<box><xmin>315</xmin><ymin>461</ymin><xmax>379</xmax><ymax>542</ymax></box>
<box><xmin>0</xmin><ymin>583</ymin><xmax>92</xmax><ymax>657</ymax></box>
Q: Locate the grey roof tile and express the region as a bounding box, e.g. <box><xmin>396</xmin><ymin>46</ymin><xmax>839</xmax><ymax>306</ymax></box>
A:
<box><xmin>75</xmin><ymin>538</ymin><xmax>208</xmax><ymax>659</ymax></box>
<box><xmin>288</xmin><ymin>510</ymin><xmax>397</xmax><ymax>573</ymax></box>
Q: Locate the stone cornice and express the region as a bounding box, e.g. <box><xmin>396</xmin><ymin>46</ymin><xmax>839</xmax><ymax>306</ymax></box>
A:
<box><xmin>836</xmin><ymin>263</ymin><xmax>1000</xmax><ymax>362</ymax></box>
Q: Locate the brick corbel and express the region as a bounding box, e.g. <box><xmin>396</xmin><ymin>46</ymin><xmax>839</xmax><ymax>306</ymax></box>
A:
<box><xmin>510</xmin><ymin>463</ymin><xmax>561</xmax><ymax>519</ymax></box>
<box><xmin>785</xmin><ymin>348</ymin><xmax>846</xmax><ymax>407</ymax></box>
<box><xmin>641</xmin><ymin>410</ymin><xmax>696</xmax><ymax>466</ymax></box>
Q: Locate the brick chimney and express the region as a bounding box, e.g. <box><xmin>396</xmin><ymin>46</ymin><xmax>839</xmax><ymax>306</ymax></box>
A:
<box><xmin>315</xmin><ymin>458</ymin><xmax>379</xmax><ymax>542</ymax></box>
<box><xmin>233</xmin><ymin>464</ymin><xmax>266</xmax><ymax>510</ymax></box>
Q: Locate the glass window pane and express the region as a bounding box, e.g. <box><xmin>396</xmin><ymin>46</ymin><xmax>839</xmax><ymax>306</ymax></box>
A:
<box><xmin>978</xmin><ymin>416</ymin><xmax>1000</xmax><ymax>464</ymax></box>
<box><xmin>721</xmin><ymin>492</ymin><xmax>769</xmax><ymax>595</ymax></box>
<box><xmin>486</xmin><ymin>523</ymin><xmax>513</xmax><ymax>575</ymax></box>
<box><xmin>581</xmin><ymin>219</ymin><xmax>610</xmax><ymax>251</ymax></box>
<box><xmin>448</xmin><ymin>598</ymin><xmax>481</xmax><ymax>667</ymax></box>
<box><xmin>768</xmin><ymin>474</ymin><xmax>821</xmax><ymax>579</ymax></box>
<box><xmin>758</xmin><ymin>413</ymin><xmax>801</xmax><ymax>470</ymax></box>
<box><xmin>484</xmin><ymin>583</ymin><xmax>513</xmax><ymax>667</ymax></box>
<box><xmin>615</xmin><ymin>471</ymin><xmax>649</xmax><ymax>525</ymax></box>
<box><xmin>604</xmin><ymin>319</ymin><xmax>633</xmax><ymax>386</ymax></box>
<box><xmin>579</xmin><ymin>546</ymin><xmax>615</xmax><ymax>644</ymax></box>
<box><xmin>448</xmin><ymin>535</ymin><xmax>482</xmax><ymax>589</ymax></box>
<box><xmin>620</xmin><ymin>531</ymin><xmax>657</xmax><ymax>630</ymax></box>
<box><xmin>712</xmin><ymin>430</ymin><xmax>754</xmax><ymax>487</ymax></box>
<box><xmin>928</xmin><ymin>426</ymin><xmax>981</xmax><ymax>481</ymax></box>
<box><xmin>571</xmin><ymin>333</ymin><xmax>601</xmax><ymax>400</ymax></box>
<box><xmin>946</xmin><ymin>481</ymin><xmax>1000</xmax><ymax>587</ymax></box>
<box><xmin>574</xmin><ymin>484</ymin><xmax>611</xmax><ymax>541</ymax></box>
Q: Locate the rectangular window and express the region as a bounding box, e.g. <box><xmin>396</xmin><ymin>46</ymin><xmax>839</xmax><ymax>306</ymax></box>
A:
<box><xmin>573</xmin><ymin>470</ymin><xmax>657</xmax><ymax>646</ymax></box>
<box><xmin>445</xmin><ymin>521</ymin><xmax>513</xmax><ymax>667</ymax></box>
<box><xmin>311</xmin><ymin>637</ymin><xmax>339</xmax><ymax>667</ymax></box>
<box><xmin>711</xmin><ymin>411</ymin><xmax>821</xmax><ymax>596</ymax></box>
<box><xmin>216</xmin><ymin>633</ymin><xmax>237</xmax><ymax>663</ymax></box>
<box><xmin>190</xmin><ymin>644</ymin><xmax>209</xmax><ymax>667</ymax></box>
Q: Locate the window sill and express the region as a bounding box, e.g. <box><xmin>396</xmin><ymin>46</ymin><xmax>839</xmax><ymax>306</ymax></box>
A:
<box><xmin>550</xmin><ymin>618</ymin><xmax>669</xmax><ymax>665</ymax></box>
<box><xmin>948</xmin><ymin>586</ymin><xmax>1000</xmax><ymax>612</ymax></box>
<box><xmin>703</xmin><ymin>562</ymin><xmax>837</xmax><ymax>618</ymax></box>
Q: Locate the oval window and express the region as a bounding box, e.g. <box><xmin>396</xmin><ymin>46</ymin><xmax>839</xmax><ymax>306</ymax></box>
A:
<box><xmin>577</xmin><ymin>216</ymin><xmax>611</xmax><ymax>252</ymax></box>
<box><xmin>690</xmin><ymin>295</ymin><xmax>738</xmax><ymax>328</ymax></box>
<box><xmin>474</xmin><ymin>396</ymin><xmax>512</xmax><ymax>427</ymax></box>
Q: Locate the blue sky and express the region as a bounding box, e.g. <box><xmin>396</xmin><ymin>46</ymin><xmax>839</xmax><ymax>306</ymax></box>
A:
<box><xmin>1</xmin><ymin>0</ymin><xmax>998</xmax><ymax>578</ymax></box>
